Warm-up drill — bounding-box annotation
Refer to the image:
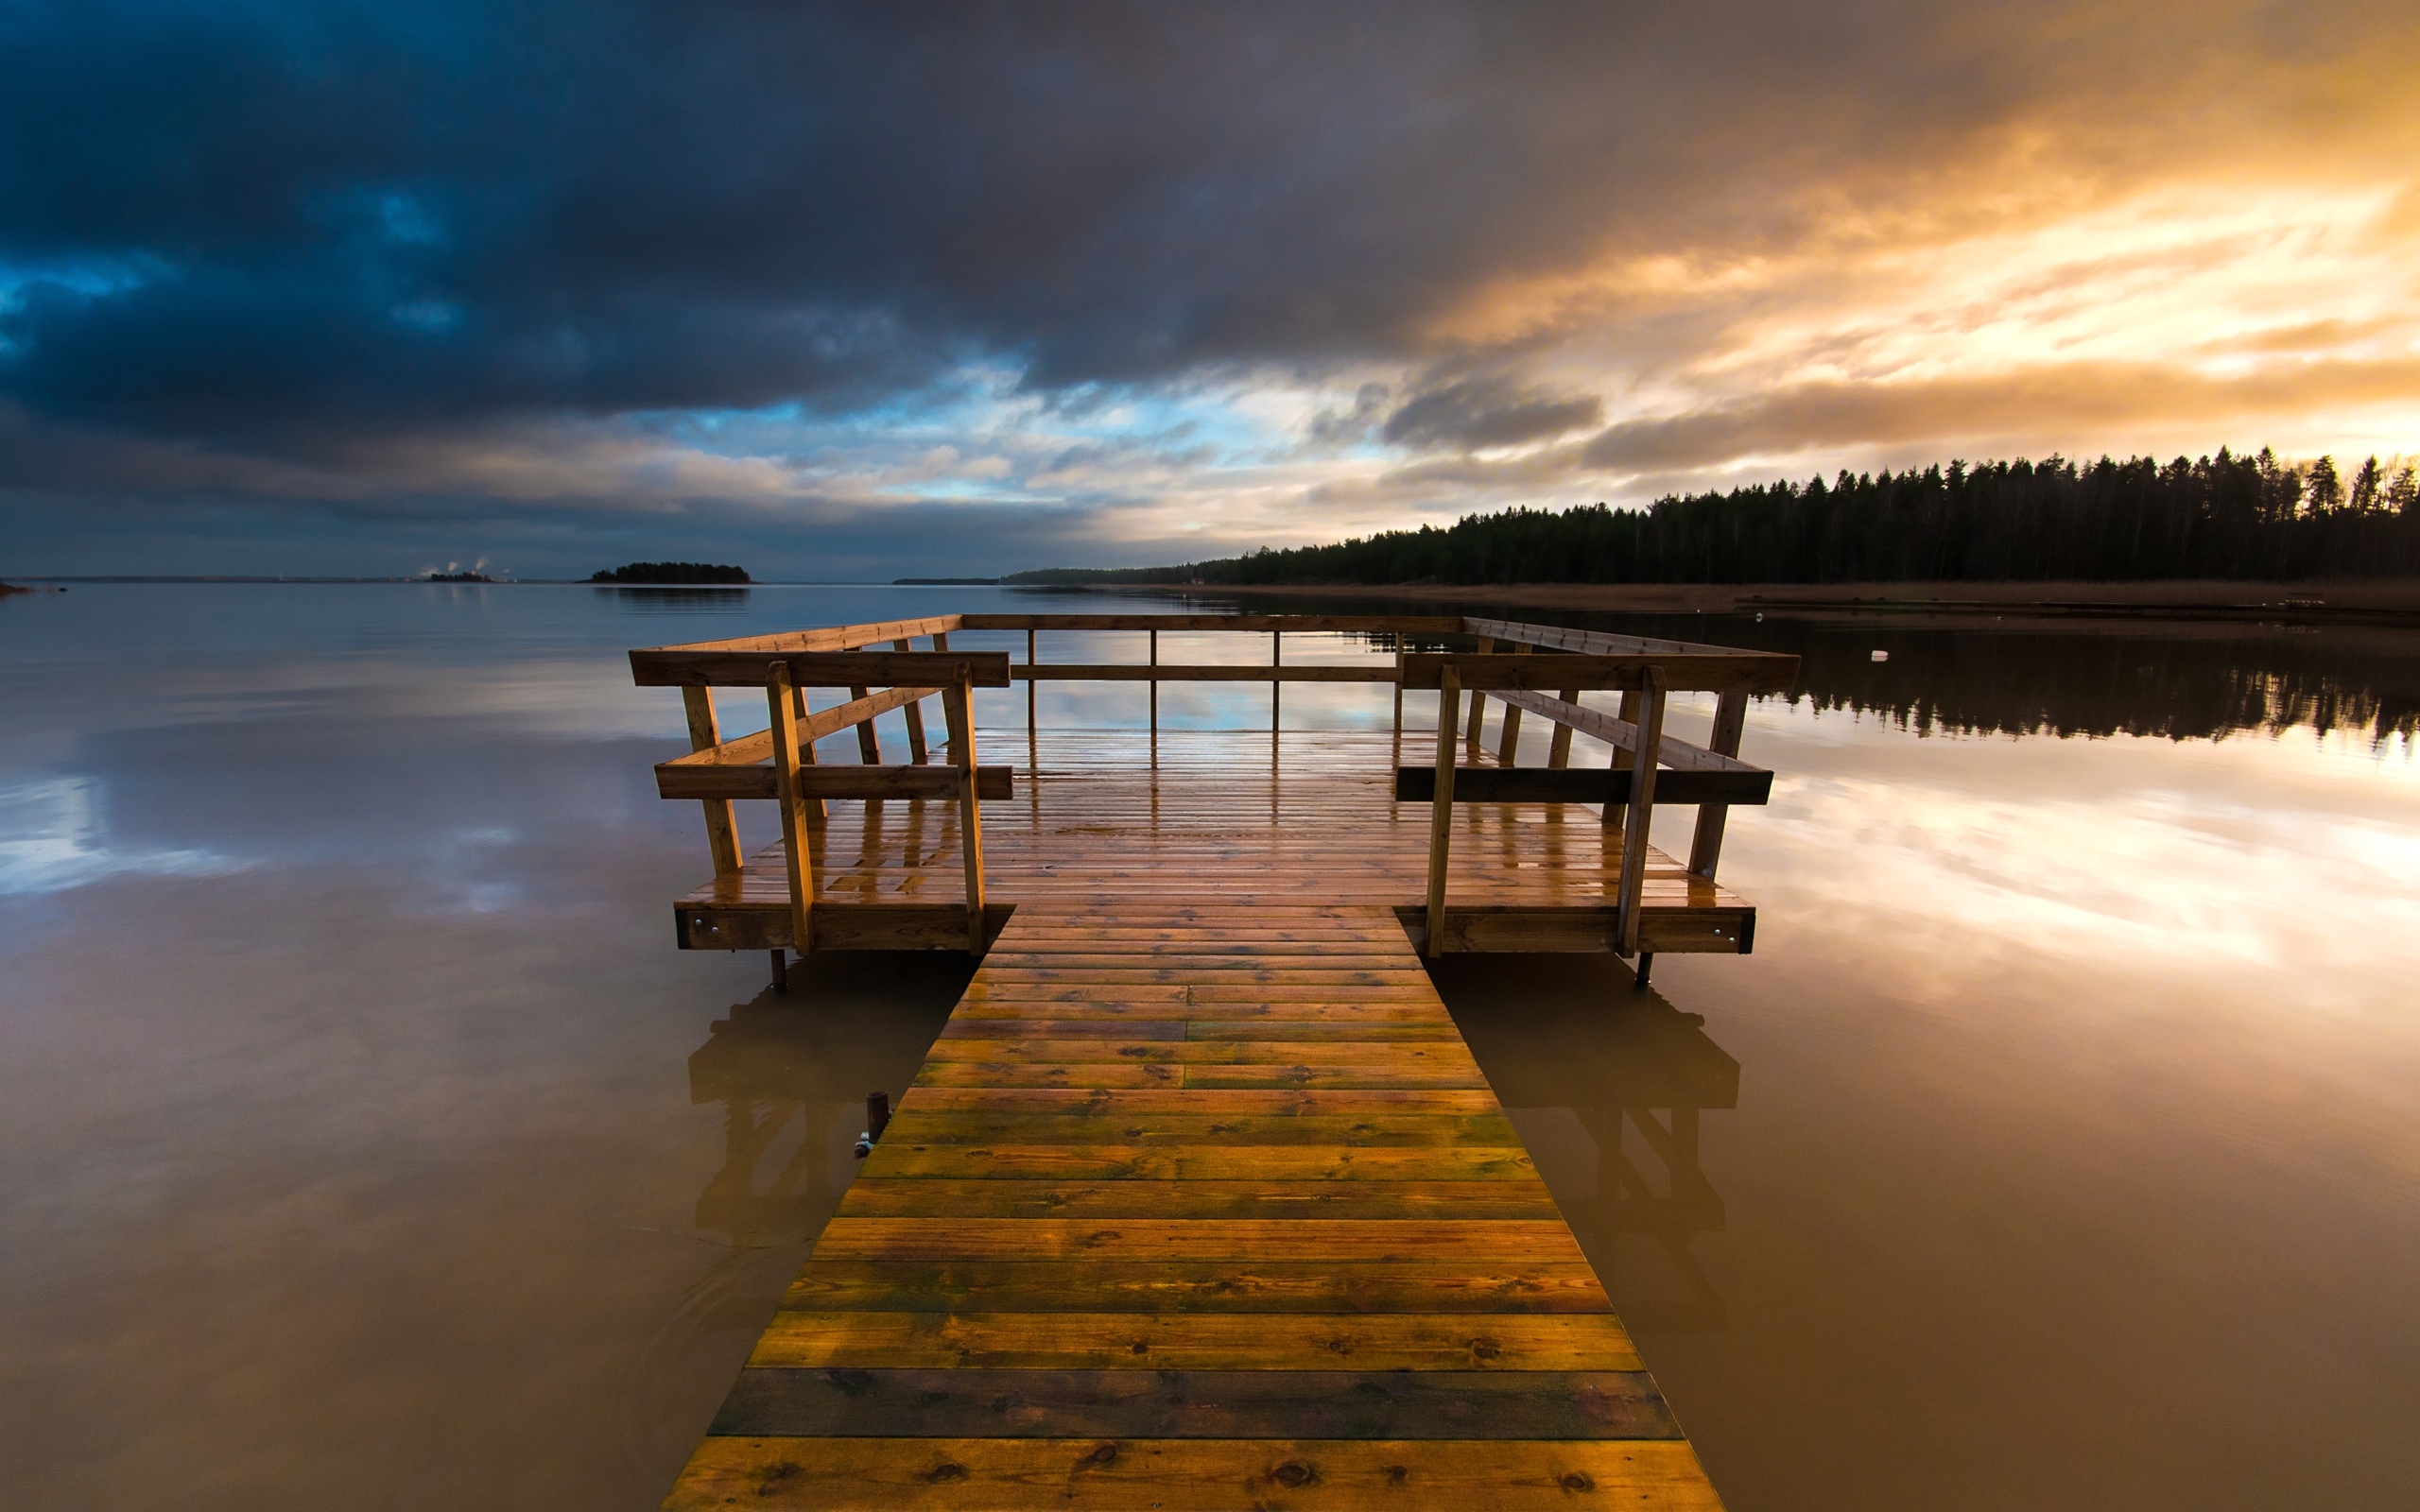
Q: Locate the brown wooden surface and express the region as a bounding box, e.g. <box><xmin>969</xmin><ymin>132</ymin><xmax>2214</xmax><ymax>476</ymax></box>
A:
<box><xmin>675</xmin><ymin>730</ymin><xmax>1753</xmax><ymax>954</ymax></box>
<box><xmin>662</xmin><ymin>902</ymin><xmax>1721</xmax><ymax>1509</ymax></box>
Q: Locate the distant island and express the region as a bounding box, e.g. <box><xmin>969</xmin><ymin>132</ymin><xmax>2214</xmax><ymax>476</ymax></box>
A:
<box><xmin>590</xmin><ymin>561</ymin><xmax>752</xmax><ymax>584</ymax></box>
<box><xmin>424</xmin><ymin>569</ymin><xmax>493</xmax><ymax>582</ymax></box>
<box><xmin>894</xmin><ymin>576</ymin><xmax>1000</xmax><ymax>585</ymax></box>
<box><xmin>1009</xmin><ymin>449</ymin><xmax>2420</xmax><ymax>588</ymax></box>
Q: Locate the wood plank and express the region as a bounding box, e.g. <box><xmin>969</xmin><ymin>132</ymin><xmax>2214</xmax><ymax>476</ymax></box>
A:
<box><xmin>744</xmin><ymin>1312</ymin><xmax>1643</xmax><ymax>1372</ymax></box>
<box><xmin>711</xmin><ymin>1367</ymin><xmax>1680</xmax><ymax>1438</ymax></box>
<box><xmin>782</xmin><ymin>1258</ymin><xmax>1613</xmax><ymax>1314</ymax></box>
<box><xmin>1402</xmin><ymin>651</ymin><xmax>1789</xmax><ymax>694</ymax></box>
<box><xmin>807</xmin><ymin>1217</ymin><xmax>1588</xmax><ymax>1263</ymax></box>
<box><xmin>631</xmin><ymin>648</ymin><xmax>1015</xmax><ymax>688</ymax></box>
<box><xmin>665</xmin><ymin>1437</ymin><xmax>1719</xmax><ymax>1511</ymax></box>
<box><xmin>1392</xmin><ymin>765</ymin><xmax>1772</xmax><ymax>806</ymax></box>
<box><xmin>858</xmin><ymin>1144</ymin><xmax>1544</xmax><ymax>1181</ymax></box>
<box><xmin>834</xmin><ymin>1180</ymin><xmax>1561</xmax><ymax>1221</ymax></box>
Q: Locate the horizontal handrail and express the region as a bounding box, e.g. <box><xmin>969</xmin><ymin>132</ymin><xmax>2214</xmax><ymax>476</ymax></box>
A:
<box><xmin>634</xmin><ymin>615</ymin><xmax>963</xmax><ymax>656</ymax></box>
<box><xmin>631</xmin><ymin>649</ymin><xmax>1014</xmax><ymax>688</ymax></box>
<box><xmin>1461</xmin><ymin>615</ymin><xmax>1772</xmax><ymax>660</ymax></box>
<box><xmin>1012</xmin><ymin>662</ymin><xmax>1396</xmax><ymax>683</ymax></box>
<box><xmin>1401</xmin><ymin>652</ymin><xmax>1792</xmax><ymax>695</ymax></box>
<box><xmin>658</xmin><ymin>761</ymin><xmax>1012</xmax><ymax>802</ymax></box>
<box><xmin>957</xmin><ymin>614</ymin><xmax>1464</xmax><ymax>633</ymax></box>
<box><xmin>1393</xmin><ymin>765</ymin><xmax>1772</xmax><ymax>806</ymax></box>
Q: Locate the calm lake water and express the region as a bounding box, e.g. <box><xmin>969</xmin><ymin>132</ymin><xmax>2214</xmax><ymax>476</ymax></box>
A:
<box><xmin>3</xmin><ymin>582</ymin><xmax>2416</xmax><ymax>1508</ymax></box>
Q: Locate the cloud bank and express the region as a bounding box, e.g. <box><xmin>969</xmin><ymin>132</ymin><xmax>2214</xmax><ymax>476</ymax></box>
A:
<box><xmin>2</xmin><ymin>1</ymin><xmax>2415</xmax><ymax>576</ymax></box>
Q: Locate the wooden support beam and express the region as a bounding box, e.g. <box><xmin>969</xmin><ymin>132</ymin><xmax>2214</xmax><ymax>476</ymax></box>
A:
<box><xmin>1392</xmin><ymin>649</ymin><xmax>1406</xmax><ymax>744</ymax></box>
<box><xmin>1271</xmin><ymin>630</ymin><xmax>1281</xmax><ymax>731</ymax></box>
<box><xmin>765</xmin><ymin>663</ymin><xmax>815</xmax><ymax>954</ymax></box>
<box><xmin>1392</xmin><ymin>765</ymin><xmax>1771</xmax><ymax>806</ymax></box>
<box><xmin>1495</xmin><ymin>644</ymin><xmax>1534</xmax><ymax>764</ymax></box>
<box><xmin>1463</xmin><ymin>637</ymin><xmax>1494</xmax><ymax>743</ymax></box>
<box><xmin>891</xmin><ymin>639</ymin><xmax>930</xmax><ymax>762</ymax></box>
<box><xmin>679</xmin><ymin>685</ymin><xmax>743</xmax><ymax>877</ymax></box>
<box><xmin>1148</xmin><ymin>628</ymin><xmax>1159</xmax><ymax>745</ymax></box>
<box><xmin>1617</xmin><ymin>668</ymin><xmax>1668</xmax><ymax>957</ymax></box>
<box><xmin>953</xmin><ymin>613</ymin><xmax>1465</xmax><ymax>633</ymax></box>
<box><xmin>1490</xmin><ymin>690</ymin><xmax>1760</xmax><ymax>774</ymax></box>
<box><xmin>635</xmin><ymin>614</ymin><xmax>960</xmax><ymax>657</ymax></box>
<box><xmin>1402</xmin><ymin>653</ymin><xmax>1786</xmax><ymax>695</ymax></box>
<box><xmin>1425</xmin><ymin>662</ymin><xmax>1461</xmax><ymax>957</ymax></box>
<box><xmin>1547</xmin><ymin>687</ymin><xmax>1578</xmax><ymax>768</ymax></box>
<box><xmin>1006</xmin><ymin>663</ymin><xmax>1394</xmax><ymax>683</ymax></box>
<box><xmin>847</xmin><ymin>687</ymin><xmax>883</xmax><ymax>763</ymax></box>
<box><xmin>941</xmin><ymin>677</ymin><xmax>987</xmax><ymax>954</ymax></box>
<box><xmin>1602</xmin><ymin>687</ymin><xmax>1642</xmax><ymax>829</ymax></box>
<box><xmin>1688</xmin><ymin>690</ymin><xmax>1751</xmax><ymax>881</ymax></box>
<box><xmin>630</xmin><ymin>648</ymin><xmax>1013</xmax><ymax>689</ymax></box>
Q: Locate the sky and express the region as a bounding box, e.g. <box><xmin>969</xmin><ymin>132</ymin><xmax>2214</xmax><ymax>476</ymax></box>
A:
<box><xmin>3</xmin><ymin>1</ymin><xmax>2416</xmax><ymax>581</ymax></box>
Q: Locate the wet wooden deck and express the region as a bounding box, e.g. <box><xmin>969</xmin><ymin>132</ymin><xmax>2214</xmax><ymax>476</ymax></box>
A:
<box><xmin>663</xmin><ymin>899</ymin><xmax>1722</xmax><ymax>1510</ymax></box>
<box><xmin>674</xmin><ymin>730</ymin><xmax>1754</xmax><ymax>957</ymax></box>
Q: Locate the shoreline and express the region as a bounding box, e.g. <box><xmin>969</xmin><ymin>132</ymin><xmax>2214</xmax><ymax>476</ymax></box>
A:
<box><xmin>1104</xmin><ymin>577</ymin><xmax>2420</xmax><ymax>626</ymax></box>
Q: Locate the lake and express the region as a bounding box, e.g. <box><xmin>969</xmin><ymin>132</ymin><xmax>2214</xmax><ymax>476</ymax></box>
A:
<box><xmin>3</xmin><ymin>582</ymin><xmax>2415</xmax><ymax>1508</ymax></box>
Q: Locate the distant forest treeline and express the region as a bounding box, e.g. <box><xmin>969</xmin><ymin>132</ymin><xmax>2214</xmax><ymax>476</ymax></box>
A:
<box><xmin>1005</xmin><ymin>451</ymin><xmax>2420</xmax><ymax>586</ymax></box>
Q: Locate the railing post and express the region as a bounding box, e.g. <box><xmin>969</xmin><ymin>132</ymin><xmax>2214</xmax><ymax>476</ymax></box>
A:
<box><xmin>766</xmin><ymin>662</ymin><xmax>816</xmax><ymax>954</ymax></box>
<box><xmin>1025</xmin><ymin>627</ymin><xmax>1039</xmax><ymax>778</ymax></box>
<box><xmin>1616</xmin><ymin>666</ymin><xmax>1668</xmax><ymax>957</ymax></box>
<box><xmin>1463</xmin><ymin>636</ymin><xmax>1494</xmax><ymax>745</ymax></box>
<box><xmin>679</xmin><ymin>685</ymin><xmax>744</xmax><ymax>876</ymax></box>
<box><xmin>1392</xmin><ymin>647</ymin><xmax>1405</xmax><ymax>747</ymax></box>
<box><xmin>1271</xmin><ymin>629</ymin><xmax>1282</xmax><ymax>734</ymax></box>
<box><xmin>1424</xmin><ymin>662</ymin><xmax>1461</xmax><ymax>957</ymax></box>
<box><xmin>893</xmin><ymin>638</ymin><xmax>930</xmax><ymax>763</ymax></box>
<box><xmin>1688</xmin><ymin>690</ymin><xmax>1749</xmax><ymax>880</ymax></box>
<box><xmin>1495</xmin><ymin>644</ymin><xmax>1533</xmax><ymax>765</ymax></box>
<box><xmin>848</xmin><ymin>686</ymin><xmax>882</xmax><ymax>763</ymax></box>
<box><xmin>1149</xmin><ymin>627</ymin><xmax>1159</xmax><ymax>753</ymax></box>
<box><xmin>1547</xmin><ymin>685</ymin><xmax>1578</xmax><ymax>768</ymax></box>
<box><xmin>942</xmin><ymin>673</ymin><xmax>988</xmax><ymax>954</ymax></box>
<box><xmin>1602</xmin><ymin>684</ymin><xmax>1643</xmax><ymax>829</ymax></box>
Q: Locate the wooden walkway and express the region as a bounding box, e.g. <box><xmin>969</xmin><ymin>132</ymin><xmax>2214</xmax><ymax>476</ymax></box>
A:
<box><xmin>675</xmin><ymin>730</ymin><xmax>1754</xmax><ymax>957</ymax></box>
<box><xmin>663</xmin><ymin>901</ymin><xmax>1720</xmax><ymax>1509</ymax></box>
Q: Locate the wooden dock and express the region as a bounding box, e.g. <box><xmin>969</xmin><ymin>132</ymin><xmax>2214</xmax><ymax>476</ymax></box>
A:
<box><xmin>632</xmin><ymin>614</ymin><xmax>1796</xmax><ymax>1509</ymax></box>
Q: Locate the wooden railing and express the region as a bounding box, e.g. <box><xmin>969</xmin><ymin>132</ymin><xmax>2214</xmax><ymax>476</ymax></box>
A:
<box><xmin>631</xmin><ymin>612</ymin><xmax>1797</xmax><ymax>957</ymax></box>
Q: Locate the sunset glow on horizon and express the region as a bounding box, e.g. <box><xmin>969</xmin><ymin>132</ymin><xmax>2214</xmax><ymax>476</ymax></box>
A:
<box><xmin>2</xmin><ymin>2</ymin><xmax>2415</xmax><ymax>577</ymax></box>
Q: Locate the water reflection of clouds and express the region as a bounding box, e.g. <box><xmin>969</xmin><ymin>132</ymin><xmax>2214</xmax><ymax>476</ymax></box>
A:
<box><xmin>0</xmin><ymin>777</ymin><xmax>249</xmax><ymax>897</ymax></box>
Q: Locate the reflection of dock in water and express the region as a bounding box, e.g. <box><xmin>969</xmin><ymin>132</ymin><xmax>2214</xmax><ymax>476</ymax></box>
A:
<box><xmin>633</xmin><ymin>613</ymin><xmax>1796</xmax><ymax>1509</ymax></box>
<box><xmin>1443</xmin><ymin>958</ymin><xmax>1737</xmax><ymax>1334</ymax></box>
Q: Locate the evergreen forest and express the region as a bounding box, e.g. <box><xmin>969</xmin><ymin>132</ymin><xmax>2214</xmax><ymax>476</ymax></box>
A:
<box><xmin>1007</xmin><ymin>450</ymin><xmax>2420</xmax><ymax>587</ymax></box>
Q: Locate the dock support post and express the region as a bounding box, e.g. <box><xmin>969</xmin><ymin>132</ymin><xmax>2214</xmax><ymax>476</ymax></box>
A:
<box><xmin>1464</xmin><ymin>636</ymin><xmax>1494</xmax><ymax>745</ymax></box>
<box><xmin>769</xmin><ymin>950</ymin><xmax>789</xmax><ymax>992</ymax></box>
<box><xmin>1616</xmin><ymin>667</ymin><xmax>1667</xmax><ymax>958</ymax></box>
<box><xmin>1547</xmin><ymin>686</ymin><xmax>1578</xmax><ymax>768</ymax></box>
<box><xmin>894</xmin><ymin>638</ymin><xmax>929</xmax><ymax>763</ymax></box>
<box><xmin>679</xmin><ymin>686</ymin><xmax>744</xmax><ymax>877</ymax></box>
<box><xmin>848</xmin><ymin>686</ymin><xmax>883</xmax><ymax>763</ymax></box>
<box><xmin>942</xmin><ymin>674</ymin><xmax>988</xmax><ymax>954</ymax></box>
<box><xmin>1634</xmin><ymin>952</ymin><xmax>1653</xmax><ymax>989</ymax></box>
<box><xmin>1424</xmin><ymin>662</ymin><xmax>1461</xmax><ymax>957</ymax></box>
<box><xmin>1495</xmin><ymin>643</ymin><xmax>1534</xmax><ymax>765</ymax></box>
<box><xmin>1149</xmin><ymin>627</ymin><xmax>1159</xmax><ymax>757</ymax></box>
<box><xmin>1392</xmin><ymin>648</ymin><xmax>1405</xmax><ymax>747</ymax></box>
<box><xmin>1602</xmin><ymin>684</ymin><xmax>1643</xmax><ymax>829</ymax></box>
<box><xmin>1688</xmin><ymin>690</ymin><xmax>1749</xmax><ymax>880</ymax></box>
<box><xmin>1025</xmin><ymin>627</ymin><xmax>1039</xmax><ymax>780</ymax></box>
<box><xmin>1271</xmin><ymin>630</ymin><xmax>1282</xmax><ymax>734</ymax></box>
<box><xmin>766</xmin><ymin>662</ymin><xmax>817</xmax><ymax>955</ymax></box>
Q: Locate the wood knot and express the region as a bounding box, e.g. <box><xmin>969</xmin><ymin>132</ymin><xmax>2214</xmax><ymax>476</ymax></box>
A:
<box><xmin>1129</xmin><ymin>1341</ymin><xmax>1150</xmax><ymax>1355</ymax></box>
<box><xmin>1386</xmin><ymin>1466</ymin><xmax>1409</xmax><ymax>1486</ymax></box>
<box><xmin>821</xmin><ymin>1368</ymin><xmax>876</xmax><ymax>1397</ymax></box>
<box><xmin>922</xmin><ymin>1462</ymin><xmax>968</xmax><ymax>1484</ymax></box>
<box><xmin>1268</xmin><ymin>1461</ymin><xmax>1317</xmax><ymax>1488</ymax></box>
<box><xmin>1079</xmin><ymin>1442</ymin><xmax>1120</xmax><ymax>1469</ymax></box>
<box><xmin>1559</xmin><ymin>1471</ymin><xmax>1596</xmax><ymax>1493</ymax></box>
<box><xmin>1466</xmin><ymin>1336</ymin><xmax>1502</xmax><ymax>1361</ymax></box>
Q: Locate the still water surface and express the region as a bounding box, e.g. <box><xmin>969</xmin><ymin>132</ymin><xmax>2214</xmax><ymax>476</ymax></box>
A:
<box><xmin>2</xmin><ymin>584</ymin><xmax>2415</xmax><ymax>1508</ymax></box>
